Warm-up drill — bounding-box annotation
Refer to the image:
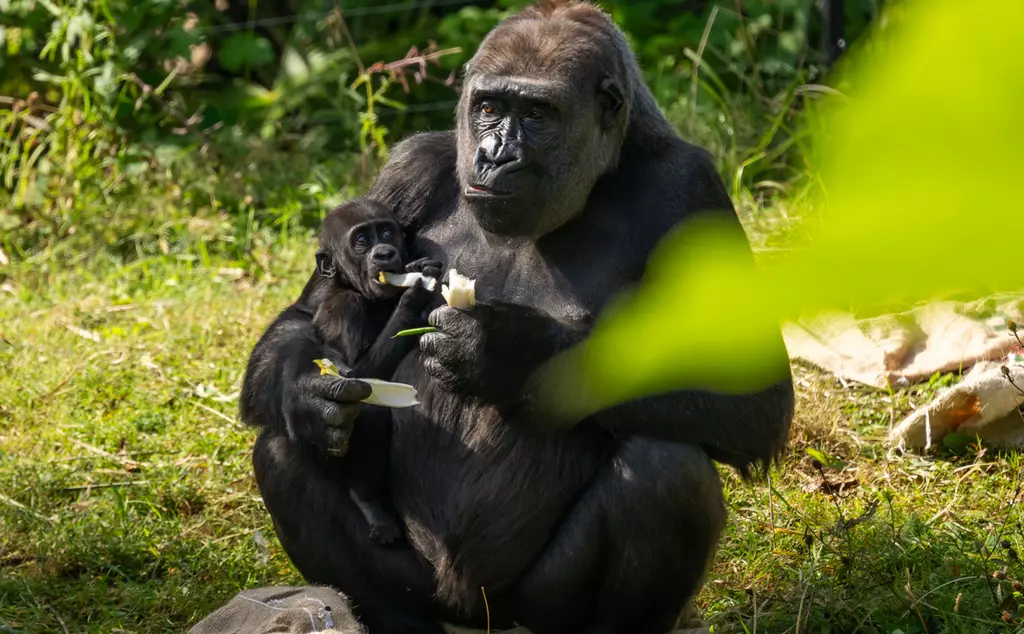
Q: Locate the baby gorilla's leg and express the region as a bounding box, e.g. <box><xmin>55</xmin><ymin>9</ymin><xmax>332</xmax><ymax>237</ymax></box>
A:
<box><xmin>349</xmin><ymin>486</ymin><xmax>401</xmax><ymax>544</ymax></box>
<box><xmin>345</xmin><ymin>407</ymin><xmax>402</xmax><ymax>545</ymax></box>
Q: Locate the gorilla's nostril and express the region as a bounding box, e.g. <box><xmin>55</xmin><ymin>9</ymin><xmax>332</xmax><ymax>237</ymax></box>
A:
<box><xmin>372</xmin><ymin>247</ymin><xmax>398</xmax><ymax>262</ymax></box>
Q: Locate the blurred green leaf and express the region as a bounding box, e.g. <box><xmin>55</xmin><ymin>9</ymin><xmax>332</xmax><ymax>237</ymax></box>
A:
<box><xmin>218</xmin><ymin>33</ymin><xmax>274</xmax><ymax>74</ymax></box>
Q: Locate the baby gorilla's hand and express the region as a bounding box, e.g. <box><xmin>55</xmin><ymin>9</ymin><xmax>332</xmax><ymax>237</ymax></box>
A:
<box><xmin>404</xmin><ymin>257</ymin><xmax>443</xmax><ymax>280</ymax></box>
<box><xmin>286</xmin><ymin>373</ymin><xmax>371</xmax><ymax>457</ymax></box>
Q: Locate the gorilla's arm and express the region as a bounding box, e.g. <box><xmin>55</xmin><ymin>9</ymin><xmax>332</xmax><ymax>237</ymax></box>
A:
<box><xmin>592</xmin><ymin>379</ymin><xmax>794</xmax><ymax>476</ymax></box>
<box><xmin>424</xmin><ymin>297</ymin><xmax>793</xmax><ymax>475</ymax></box>
<box><xmin>239</xmin><ymin>275</ymin><xmax>371</xmax><ymax>452</ymax></box>
<box><xmin>533</xmin><ymin>143</ymin><xmax>795</xmax><ymax>475</ymax></box>
<box><xmin>350</xmin><ymin>283</ymin><xmax>441</xmax><ymax>380</ymax></box>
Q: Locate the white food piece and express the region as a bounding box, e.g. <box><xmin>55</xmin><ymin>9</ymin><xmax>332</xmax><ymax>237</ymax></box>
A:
<box><xmin>359</xmin><ymin>378</ymin><xmax>420</xmax><ymax>408</ymax></box>
<box><xmin>441</xmin><ymin>269</ymin><xmax>476</xmax><ymax>310</ymax></box>
<box><xmin>377</xmin><ymin>271</ymin><xmax>437</xmax><ymax>291</ymax></box>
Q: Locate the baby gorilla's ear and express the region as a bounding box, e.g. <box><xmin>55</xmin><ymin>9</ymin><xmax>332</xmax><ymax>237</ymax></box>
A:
<box><xmin>315</xmin><ymin>250</ymin><xmax>336</xmax><ymax>278</ymax></box>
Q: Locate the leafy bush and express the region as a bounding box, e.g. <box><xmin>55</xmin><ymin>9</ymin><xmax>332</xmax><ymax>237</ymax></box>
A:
<box><xmin>0</xmin><ymin>0</ymin><xmax>885</xmax><ymax>265</ymax></box>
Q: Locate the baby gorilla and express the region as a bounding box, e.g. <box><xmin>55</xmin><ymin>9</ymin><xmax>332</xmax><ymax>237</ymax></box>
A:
<box><xmin>312</xmin><ymin>197</ymin><xmax>441</xmax><ymax>544</ymax></box>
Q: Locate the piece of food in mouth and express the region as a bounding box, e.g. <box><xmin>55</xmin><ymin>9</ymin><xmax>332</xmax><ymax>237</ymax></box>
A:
<box><xmin>314</xmin><ymin>359</ymin><xmax>419</xmax><ymax>408</ymax></box>
<box><xmin>376</xmin><ymin>271</ymin><xmax>437</xmax><ymax>291</ymax></box>
<box><xmin>441</xmin><ymin>269</ymin><xmax>475</xmax><ymax>310</ymax></box>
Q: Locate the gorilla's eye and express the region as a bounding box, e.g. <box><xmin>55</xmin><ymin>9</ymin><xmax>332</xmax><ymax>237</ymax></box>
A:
<box><xmin>355</xmin><ymin>234</ymin><xmax>368</xmax><ymax>249</ymax></box>
<box><xmin>480</xmin><ymin>102</ymin><xmax>497</xmax><ymax>116</ymax></box>
<box><xmin>525</xmin><ymin>108</ymin><xmax>545</xmax><ymax>120</ymax></box>
<box><xmin>381</xmin><ymin>228</ymin><xmax>392</xmax><ymax>240</ymax></box>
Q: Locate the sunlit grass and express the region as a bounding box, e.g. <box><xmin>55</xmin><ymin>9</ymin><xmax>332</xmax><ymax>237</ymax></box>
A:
<box><xmin>4</xmin><ymin>211</ymin><xmax>1024</xmax><ymax>633</ymax></box>
<box><xmin>0</xmin><ymin>243</ymin><xmax>313</xmax><ymax>633</ymax></box>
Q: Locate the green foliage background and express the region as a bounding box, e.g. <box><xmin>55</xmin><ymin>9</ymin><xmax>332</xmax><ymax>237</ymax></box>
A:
<box><xmin>1</xmin><ymin>0</ymin><xmax>884</xmax><ymax>263</ymax></box>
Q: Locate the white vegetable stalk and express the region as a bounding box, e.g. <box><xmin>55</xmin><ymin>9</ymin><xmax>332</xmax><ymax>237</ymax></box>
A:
<box><xmin>359</xmin><ymin>378</ymin><xmax>420</xmax><ymax>408</ymax></box>
<box><xmin>441</xmin><ymin>269</ymin><xmax>476</xmax><ymax>310</ymax></box>
<box><xmin>377</xmin><ymin>271</ymin><xmax>437</xmax><ymax>291</ymax></box>
<box><xmin>315</xmin><ymin>358</ymin><xmax>419</xmax><ymax>408</ymax></box>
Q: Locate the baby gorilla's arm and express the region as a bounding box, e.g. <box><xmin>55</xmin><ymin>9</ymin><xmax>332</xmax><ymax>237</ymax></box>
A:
<box><xmin>350</xmin><ymin>283</ymin><xmax>439</xmax><ymax>380</ymax></box>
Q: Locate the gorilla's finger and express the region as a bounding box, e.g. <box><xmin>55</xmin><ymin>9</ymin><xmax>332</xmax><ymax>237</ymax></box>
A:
<box><xmin>421</xmin><ymin>265</ymin><xmax>442</xmax><ymax>279</ymax></box>
<box><xmin>323</xmin><ymin>426</ymin><xmax>353</xmax><ymax>456</ymax></box>
<box><xmin>323</xmin><ymin>402</ymin><xmax>362</xmax><ymax>430</ymax></box>
<box><xmin>419</xmin><ymin>331</ymin><xmax>443</xmax><ymax>356</ymax></box>
<box><xmin>423</xmin><ymin>356</ymin><xmax>459</xmax><ymax>390</ymax></box>
<box><xmin>304</xmin><ymin>374</ymin><xmax>372</xmax><ymax>403</ymax></box>
<box><xmin>427</xmin><ymin>305</ymin><xmax>465</xmax><ymax>330</ymax></box>
<box><xmin>405</xmin><ymin>258</ymin><xmax>443</xmax><ymax>274</ymax></box>
<box><xmin>420</xmin><ymin>332</ymin><xmax>460</xmax><ymax>364</ymax></box>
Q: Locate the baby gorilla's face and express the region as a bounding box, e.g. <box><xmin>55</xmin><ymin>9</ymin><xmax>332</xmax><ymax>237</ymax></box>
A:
<box><xmin>355</xmin><ymin>222</ymin><xmax>407</xmax><ymax>300</ymax></box>
<box><xmin>315</xmin><ymin>204</ymin><xmax>407</xmax><ymax>300</ymax></box>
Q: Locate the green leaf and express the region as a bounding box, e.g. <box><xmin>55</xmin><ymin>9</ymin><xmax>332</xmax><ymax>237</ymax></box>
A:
<box><xmin>942</xmin><ymin>432</ymin><xmax>973</xmax><ymax>454</ymax></box>
<box><xmin>806</xmin><ymin>448</ymin><xmax>846</xmax><ymax>471</ymax></box>
<box><xmin>218</xmin><ymin>33</ymin><xmax>274</xmax><ymax>74</ymax></box>
<box><xmin>392</xmin><ymin>327</ymin><xmax>438</xmax><ymax>338</ymax></box>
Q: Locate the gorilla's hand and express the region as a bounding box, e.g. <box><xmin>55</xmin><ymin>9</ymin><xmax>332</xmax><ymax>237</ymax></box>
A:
<box><xmin>395</xmin><ymin>281</ymin><xmax>440</xmax><ymax>324</ymax></box>
<box><xmin>286</xmin><ymin>373</ymin><xmax>371</xmax><ymax>457</ymax></box>
<box><xmin>404</xmin><ymin>257</ymin><xmax>443</xmax><ymax>280</ymax></box>
<box><xmin>419</xmin><ymin>302</ymin><xmax>570</xmax><ymax>405</ymax></box>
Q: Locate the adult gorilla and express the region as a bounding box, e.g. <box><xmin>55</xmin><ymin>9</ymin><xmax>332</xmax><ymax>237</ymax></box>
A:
<box><xmin>240</xmin><ymin>2</ymin><xmax>794</xmax><ymax>633</ymax></box>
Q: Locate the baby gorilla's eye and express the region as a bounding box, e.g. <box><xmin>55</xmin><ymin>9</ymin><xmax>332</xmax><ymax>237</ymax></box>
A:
<box><xmin>355</xmin><ymin>234</ymin><xmax>368</xmax><ymax>249</ymax></box>
<box><xmin>380</xmin><ymin>228</ymin><xmax>392</xmax><ymax>240</ymax></box>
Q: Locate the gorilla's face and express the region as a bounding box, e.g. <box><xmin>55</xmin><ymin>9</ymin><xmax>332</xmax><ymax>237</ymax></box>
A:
<box><xmin>457</xmin><ymin>72</ymin><xmax>625</xmax><ymax>238</ymax></box>
<box><xmin>316</xmin><ymin>201</ymin><xmax>407</xmax><ymax>300</ymax></box>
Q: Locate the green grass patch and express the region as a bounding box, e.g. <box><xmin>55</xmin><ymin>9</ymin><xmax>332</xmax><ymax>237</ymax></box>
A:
<box><xmin>0</xmin><ymin>245</ymin><xmax>313</xmax><ymax>633</ymax></box>
<box><xmin>2</xmin><ymin>227</ymin><xmax>1024</xmax><ymax>634</ymax></box>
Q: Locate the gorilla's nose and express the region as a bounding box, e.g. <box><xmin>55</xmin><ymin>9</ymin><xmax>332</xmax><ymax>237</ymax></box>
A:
<box><xmin>371</xmin><ymin>245</ymin><xmax>399</xmax><ymax>265</ymax></box>
<box><xmin>480</xmin><ymin>135</ymin><xmax>524</xmax><ymax>169</ymax></box>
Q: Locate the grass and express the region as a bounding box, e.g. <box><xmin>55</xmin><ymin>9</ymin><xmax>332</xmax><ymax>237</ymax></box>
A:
<box><xmin>0</xmin><ymin>245</ymin><xmax>311</xmax><ymax>632</ymax></box>
<box><xmin>2</xmin><ymin>206</ymin><xmax>1024</xmax><ymax>634</ymax></box>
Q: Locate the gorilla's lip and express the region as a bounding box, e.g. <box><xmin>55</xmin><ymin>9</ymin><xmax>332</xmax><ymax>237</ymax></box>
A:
<box><xmin>465</xmin><ymin>184</ymin><xmax>513</xmax><ymax>198</ymax></box>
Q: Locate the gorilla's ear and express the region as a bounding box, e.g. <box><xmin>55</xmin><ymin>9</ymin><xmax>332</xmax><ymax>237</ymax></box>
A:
<box><xmin>598</xmin><ymin>78</ymin><xmax>625</xmax><ymax>130</ymax></box>
<box><xmin>315</xmin><ymin>250</ymin><xmax>336</xmax><ymax>279</ymax></box>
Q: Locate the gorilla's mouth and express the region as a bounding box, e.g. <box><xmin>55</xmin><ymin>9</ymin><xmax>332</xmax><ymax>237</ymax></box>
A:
<box><xmin>465</xmin><ymin>184</ymin><xmax>513</xmax><ymax>198</ymax></box>
<box><xmin>369</xmin><ymin>265</ymin><xmax>402</xmax><ymax>285</ymax></box>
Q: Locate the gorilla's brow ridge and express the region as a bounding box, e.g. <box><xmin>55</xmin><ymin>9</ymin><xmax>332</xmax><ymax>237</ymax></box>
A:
<box><xmin>470</xmin><ymin>76</ymin><xmax>566</xmax><ymax>104</ymax></box>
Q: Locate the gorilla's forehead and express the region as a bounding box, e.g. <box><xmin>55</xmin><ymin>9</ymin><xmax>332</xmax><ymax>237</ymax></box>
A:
<box><xmin>469</xmin><ymin>17</ymin><xmax>615</xmax><ymax>87</ymax></box>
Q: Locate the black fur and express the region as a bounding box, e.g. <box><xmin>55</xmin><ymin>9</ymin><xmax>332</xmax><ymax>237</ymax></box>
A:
<box><xmin>240</xmin><ymin>2</ymin><xmax>794</xmax><ymax>633</ymax></box>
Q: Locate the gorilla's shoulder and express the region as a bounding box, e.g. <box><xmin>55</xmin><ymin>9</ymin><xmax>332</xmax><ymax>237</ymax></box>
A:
<box><xmin>366</xmin><ymin>132</ymin><xmax>459</xmax><ymax>229</ymax></box>
<box><xmin>627</xmin><ymin>135</ymin><xmax>735</xmax><ymax>220</ymax></box>
<box><xmin>388</xmin><ymin>131</ymin><xmax>457</xmax><ymax>167</ymax></box>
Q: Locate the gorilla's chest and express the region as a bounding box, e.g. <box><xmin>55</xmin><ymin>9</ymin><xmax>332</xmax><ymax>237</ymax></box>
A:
<box><xmin>414</xmin><ymin>211</ymin><xmax>597</xmax><ymax>320</ymax></box>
